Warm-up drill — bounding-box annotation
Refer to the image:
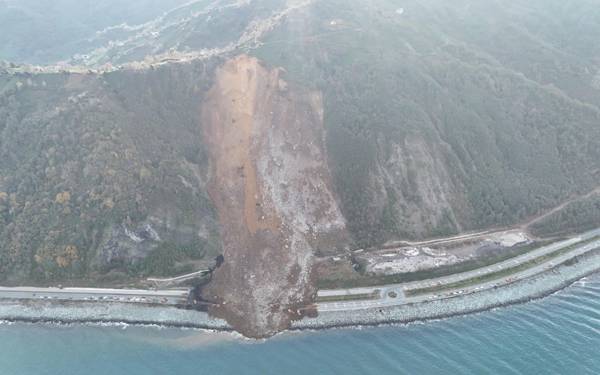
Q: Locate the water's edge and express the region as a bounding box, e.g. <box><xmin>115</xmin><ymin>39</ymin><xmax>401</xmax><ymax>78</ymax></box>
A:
<box><xmin>1</xmin><ymin>249</ymin><xmax>599</xmax><ymax>335</ymax></box>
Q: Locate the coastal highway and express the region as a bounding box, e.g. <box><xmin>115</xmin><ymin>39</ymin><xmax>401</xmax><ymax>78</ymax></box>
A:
<box><xmin>0</xmin><ymin>287</ymin><xmax>189</xmax><ymax>305</ymax></box>
<box><xmin>317</xmin><ymin>228</ymin><xmax>600</xmax><ymax>312</ymax></box>
<box><xmin>2</xmin><ymin>228</ymin><xmax>599</xmax><ymax>313</ymax></box>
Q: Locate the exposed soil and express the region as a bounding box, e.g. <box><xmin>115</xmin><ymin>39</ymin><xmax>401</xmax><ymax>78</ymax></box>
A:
<box><xmin>200</xmin><ymin>54</ymin><xmax>347</xmax><ymax>338</ymax></box>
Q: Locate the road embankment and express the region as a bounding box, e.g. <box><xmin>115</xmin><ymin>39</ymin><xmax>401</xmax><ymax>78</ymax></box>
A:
<box><xmin>0</xmin><ymin>299</ymin><xmax>229</xmax><ymax>331</ymax></box>
<box><xmin>0</xmin><ymin>247</ymin><xmax>599</xmax><ymax>335</ymax></box>
<box><xmin>292</xmin><ymin>248</ymin><xmax>600</xmax><ymax>330</ymax></box>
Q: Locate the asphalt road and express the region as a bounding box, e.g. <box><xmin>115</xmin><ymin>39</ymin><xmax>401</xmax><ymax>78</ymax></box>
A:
<box><xmin>317</xmin><ymin>228</ymin><xmax>600</xmax><ymax>312</ymax></box>
<box><xmin>2</xmin><ymin>229</ymin><xmax>599</xmax><ymax>312</ymax></box>
<box><xmin>0</xmin><ymin>287</ymin><xmax>189</xmax><ymax>305</ymax></box>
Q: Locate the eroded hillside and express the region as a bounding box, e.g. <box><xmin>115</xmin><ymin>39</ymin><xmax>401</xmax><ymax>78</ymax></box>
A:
<box><xmin>200</xmin><ymin>55</ymin><xmax>346</xmax><ymax>337</ymax></box>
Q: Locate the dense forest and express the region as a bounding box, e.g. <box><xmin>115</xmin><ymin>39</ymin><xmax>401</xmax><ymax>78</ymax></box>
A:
<box><xmin>0</xmin><ymin>0</ymin><xmax>599</xmax><ymax>283</ymax></box>
<box><xmin>530</xmin><ymin>193</ymin><xmax>600</xmax><ymax>237</ymax></box>
<box><xmin>0</xmin><ymin>64</ymin><xmax>222</xmax><ymax>283</ymax></box>
<box><xmin>254</xmin><ymin>0</ymin><xmax>600</xmax><ymax>246</ymax></box>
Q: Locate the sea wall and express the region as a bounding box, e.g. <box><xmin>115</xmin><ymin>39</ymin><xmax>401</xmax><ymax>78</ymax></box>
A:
<box><xmin>0</xmin><ymin>249</ymin><xmax>599</xmax><ymax>333</ymax></box>
<box><xmin>0</xmin><ymin>301</ymin><xmax>229</xmax><ymax>330</ymax></box>
<box><xmin>292</xmin><ymin>249</ymin><xmax>600</xmax><ymax>330</ymax></box>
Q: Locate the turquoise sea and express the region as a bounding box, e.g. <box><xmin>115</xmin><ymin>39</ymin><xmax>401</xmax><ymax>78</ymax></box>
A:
<box><xmin>1</xmin><ymin>274</ymin><xmax>599</xmax><ymax>375</ymax></box>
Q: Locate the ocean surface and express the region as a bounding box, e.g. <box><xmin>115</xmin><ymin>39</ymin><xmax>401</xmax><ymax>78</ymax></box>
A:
<box><xmin>1</xmin><ymin>274</ymin><xmax>599</xmax><ymax>375</ymax></box>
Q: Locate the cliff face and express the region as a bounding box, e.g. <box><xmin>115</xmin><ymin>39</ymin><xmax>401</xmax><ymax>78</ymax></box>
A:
<box><xmin>200</xmin><ymin>55</ymin><xmax>346</xmax><ymax>337</ymax></box>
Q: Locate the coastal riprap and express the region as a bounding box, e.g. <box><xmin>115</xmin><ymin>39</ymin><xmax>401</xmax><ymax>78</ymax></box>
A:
<box><xmin>1</xmin><ymin>248</ymin><xmax>599</xmax><ymax>333</ymax></box>
<box><xmin>1</xmin><ymin>274</ymin><xmax>599</xmax><ymax>375</ymax></box>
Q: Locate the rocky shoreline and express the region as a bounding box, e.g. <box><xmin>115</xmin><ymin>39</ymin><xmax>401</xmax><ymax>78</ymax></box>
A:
<box><xmin>292</xmin><ymin>249</ymin><xmax>600</xmax><ymax>330</ymax></box>
<box><xmin>1</xmin><ymin>249</ymin><xmax>599</xmax><ymax>335</ymax></box>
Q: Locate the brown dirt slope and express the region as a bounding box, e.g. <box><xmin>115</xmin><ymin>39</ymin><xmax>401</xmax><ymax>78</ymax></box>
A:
<box><xmin>200</xmin><ymin>54</ymin><xmax>347</xmax><ymax>338</ymax></box>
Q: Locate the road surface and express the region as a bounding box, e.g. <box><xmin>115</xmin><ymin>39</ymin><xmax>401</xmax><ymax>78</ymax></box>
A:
<box><xmin>1</xmin><ymin>229</ymin><xmax>598</xmax><ymax>313</ymax></box>
<box><xmin>318</xmin><ymin>228</ymin><xmax>600</xmax><ymax>312</ymax></box>
<box><xmin>0</xmin><ymin>287</ymin><xmax>189</xmax><ymax>305</ymax></box>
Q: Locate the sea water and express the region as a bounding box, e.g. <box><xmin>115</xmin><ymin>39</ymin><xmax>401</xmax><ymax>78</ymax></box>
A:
<box><xmin>1</xmin><ymin>274</ymin><xmax>599</xmax><ymax>375</ymax></box>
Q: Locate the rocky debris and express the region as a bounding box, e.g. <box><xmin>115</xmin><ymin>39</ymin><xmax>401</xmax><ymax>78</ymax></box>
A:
<box><xmin>200</xmin><ymin>54</ymin><xmax>347</xmax><ymax>338</ymax></box>
<box><xmin>354</xmin><ymin>230</ymin><xmax>532</xmax><ymax>276</ymax></box>
<box><xmin>360</xmin><ymin>246</ymin><xmax>462</xmax><ymax>275</ymax></box>
<box><xmin>487</xmin><ymin>232</ymin><xmax>530</xmax><ymax>248</ymax></box>
<box><xmin>95</xmin><ymin>221</ymin><xmax>163</xmax><ymax>267</ymax></box>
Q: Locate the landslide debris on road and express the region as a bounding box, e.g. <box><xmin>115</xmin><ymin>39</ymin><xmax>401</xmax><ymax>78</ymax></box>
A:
<box><xmin>200</xmin><ymin>54</ymin><xmax>347</xmax><ymax>338</ymax></box>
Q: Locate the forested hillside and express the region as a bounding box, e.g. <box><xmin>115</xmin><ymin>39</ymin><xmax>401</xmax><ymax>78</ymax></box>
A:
<box><xmin>0</xmin><ymin>0</ymin><xmax>599</xmax><ymax>286</ymax></box>
<box><xmin>0</xmin><ymin>62</ymin><xmax>222</xmax><ymax>283</ymax></box>
<box><xmin>254</xmin><ymin>0</ymin><xmax>600</xmax><ymax>245</ymax></box>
